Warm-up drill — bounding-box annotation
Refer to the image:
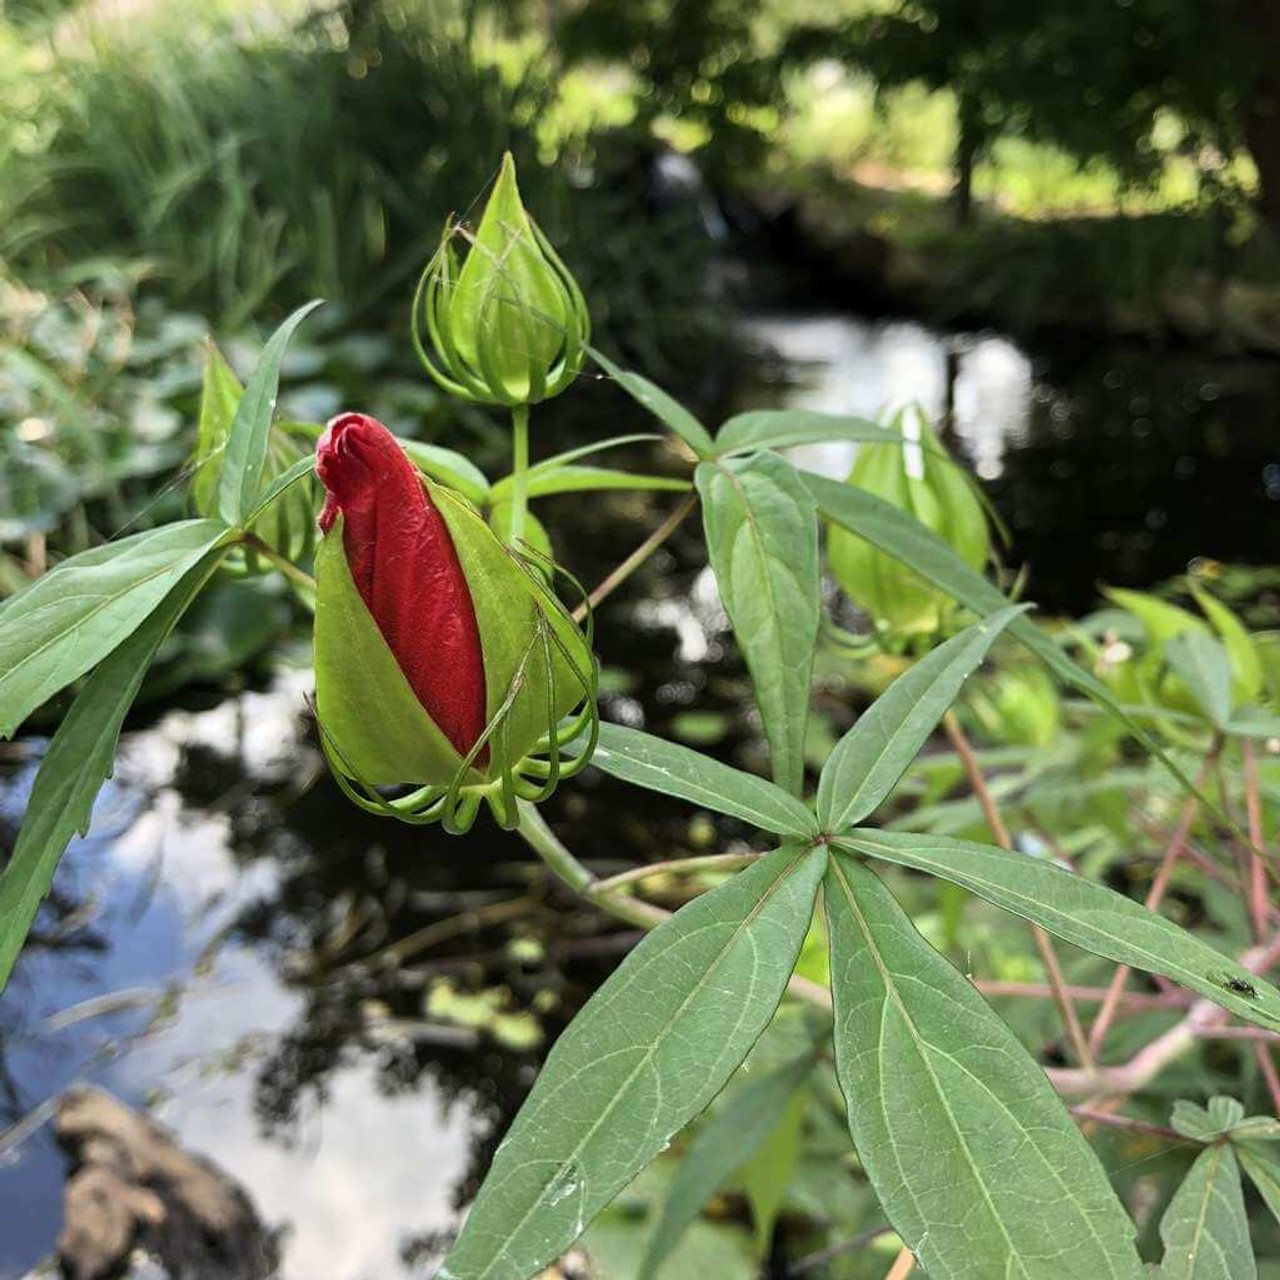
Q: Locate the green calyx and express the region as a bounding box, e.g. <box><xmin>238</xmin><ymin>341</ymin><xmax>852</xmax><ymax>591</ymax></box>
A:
<box><xmin>191</xmin><ymin>342</ymin><xmax>316</xmax><ymax>574</ymax></box>
<box><xmin>313</xmin><ymin>477</ymin><xmax>598</xmax><ymax>833</ymax></box>
<box><xmin>828</xmin><ymin>410</ymin><xmax>990</xmax><ymax>644</ymax></box>
<box><xmin>412</xmin><ymin>152</ymin><xmax>590</xmax><ymax>407</ymax></box>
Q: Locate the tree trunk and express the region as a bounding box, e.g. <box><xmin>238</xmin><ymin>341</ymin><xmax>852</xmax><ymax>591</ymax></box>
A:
<box><xmin>953</xmin><ymin>92</ymin><xmax>982</xmax><ymax>227</ymax></box>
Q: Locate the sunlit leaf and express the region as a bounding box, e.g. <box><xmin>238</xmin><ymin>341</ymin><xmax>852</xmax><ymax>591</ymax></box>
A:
<box><xmin>216</xmin><ymin>299</ymin><xmax>322</xmax><ymax>524</ymax></box>
<box><xmin>1166</xmin><ymin>631</ymin><xmax>1233</xmax><ymax>729</ymax></box>
<box><xmin>588</xmin><ymin>344</ymin><xmax>717</xmax><ymax>458</ymax></box>
<box><xmin>715</xmin><ymin>408</ymin><xmax>898</xmax><ymax>456</ymax></box>
<box><xmin>440</xmin><ymin>843</ymin><xmax>827</xmax><ymax>1280</ymax></box>
<box><xmin>824</xmin><ymin>852</ymin><xmax>1142</xmax><ymax>1280</ymax></box>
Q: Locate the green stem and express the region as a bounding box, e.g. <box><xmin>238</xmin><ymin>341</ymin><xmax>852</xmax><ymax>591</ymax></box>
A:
<box><xmin>514</xmin><ymin>800</ymin><xmax>667</xmax><ymax>929</ymax></box>
<box><xmin>242</xmin><ymin>534</ymin><xmax>317</xmax><ymax>599</ymax></box>
<box><xmin>512</xmin><ymin>802</ymin><xmax>833</xmax><ymax>1011</ymax></box>
<box><xmin>508</xmin><ymin>403</ymin><xmax>530</xmax><ymax>545</ymax></box>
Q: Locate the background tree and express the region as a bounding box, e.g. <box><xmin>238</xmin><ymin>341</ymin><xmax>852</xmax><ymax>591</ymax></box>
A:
<box><xmin>788</xmin><ymin>1</ymin><xmax>1271</xmax><ymax>228</ymax></box>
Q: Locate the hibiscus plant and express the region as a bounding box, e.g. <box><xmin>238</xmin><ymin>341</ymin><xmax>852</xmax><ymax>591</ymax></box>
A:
<box><xmin>2</xmin><ymin>156</ymin><xmax>1279</xmax><ymax>1279</ymax></box>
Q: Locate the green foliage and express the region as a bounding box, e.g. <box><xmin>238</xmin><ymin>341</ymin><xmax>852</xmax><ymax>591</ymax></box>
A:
<box><xmin>0</xmin><ymin>518</ymin><xmax>229</xmax><ymax>736</ymax></box>
<box><xmin>439</xmin><ymin>843</ymin><xmax>827</xmax><ymax>1280</ymax></box>
<box><xmin>696</xmin><ymin>451</ymin><xmax>820</xmax><ymax>797</ymax></box>
<box><xmin>824</xmin><ymin>853</ymin><xmax>1143</xmax><ymax>1279</ymax></box>
<box><xmin>587</xmin><ymin>722</ymin><xmax>818</xmax><ymax>838</ymax></box>
<box><xmin>816</xmin><ymin>606</ymin><xmax>1025</xmax><ymax>832</ymax></box>
<box><xmin>0</xmin><ymin>545</ymin><xmax>227</xmax><ymax>987</ymax></box>
<box><xmin>840</xmin><ymin>829</ymin><xmax>1280</xmax><ymax>1032</ymax></box>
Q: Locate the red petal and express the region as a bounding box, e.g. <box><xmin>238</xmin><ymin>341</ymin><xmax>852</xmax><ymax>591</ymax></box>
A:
<box><xmin>316</xmin><ymin>413</ymin><xmax>486</xmax><ymax>759</ymax></box>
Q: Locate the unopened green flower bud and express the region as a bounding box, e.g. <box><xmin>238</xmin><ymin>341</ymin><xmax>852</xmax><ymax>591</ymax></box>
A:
<box><xmin>414</xmin><ymin>152</ymin><xmax>590</xmax><ymax>407</ymax></box>
<box><xmin>828</xmin><ymin>410</ymin><xmax>990</xmax><ymax>641</ymax></box>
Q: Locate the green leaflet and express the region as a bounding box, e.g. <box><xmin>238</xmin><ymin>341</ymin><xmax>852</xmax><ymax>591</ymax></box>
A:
<box><xmin>816</xmin><ymin>605</ymin><xmax>1026</xmax><ymax>832</ymax></box>
<box><xmin>0</xmin><ymin>545</ymin><xmax>227</xmax><ymax>990</ymax></box>
<box><xmin>190</xmin><ymin>341</ymin><xmax>243</xmax><ymax>516</ymax></box>
<box><xmin>588</xmin><ymin>722</ymin><xmax>819</xmax><ymax>838</ymax></box>
<box><xmin>440</xmin><ymin>843</ymin><xmax>827</xmax><ymax>1280</ymax></box>
<box><xmin>1156</xmin><ymin>1144</ymin><xmax>1254</xmax><ymax>1280</ymax></box>
<box><xmin>216</xmin><ymin>299</ymin><xmax>322</xmax><ymax>525</ymax></box>
<box><xmin>641</xmin><ymin>1052</ymin><xmax>815</xmax><ymax>1276</ymax></box>
<box><xmin>1189</xmin><ymin>584</ymin><xmax>1264</xmax><ymax>705</ymax></box>
<box><xmin>517</xmin><ymin>465</ymin><xmax>690</xmax><ymax>499</ymax></box>
<box><xmin>842</xmin><ymin>829</ymin><xmax>1280</xmax><ymax>1032</ymax></box>
<box><xmin>0</xmin><ymin>519</ymin><xmax>229</xmax><ymax>738</ymax></box>
<box><xmin>715</xmin><ymin>408</ymin><xmax>898</xmax><ymax>456</ymax></box>
<box><xmin>697</xmin><ymin>452</ymin><xmax>820</xmax><ymax>797</ymax></box>
<box><xmin>824</xmin><ymin>853</ymin><xmax>1142</xmax><ymax>1280</ymax></box>
<box><xmin>804</xmin><ymin>471</ymin><xmax>1233</xmax><ymax>821</ymax></box>
<box><xmin>587</xmin><ymin>344</ymin><xmax>717</xmax><ymax>459</ymax></box>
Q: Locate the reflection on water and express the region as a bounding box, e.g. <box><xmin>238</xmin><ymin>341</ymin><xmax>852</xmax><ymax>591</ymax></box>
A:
<box><xmin>744</xmin><ymin>312</ymin><xmax>1279</xmax><ymax>611</ymax></box>
<box><xmin>0</xmin><ymin>674</ymin><xmax>478</xmax><ymax>1279</ymax></box>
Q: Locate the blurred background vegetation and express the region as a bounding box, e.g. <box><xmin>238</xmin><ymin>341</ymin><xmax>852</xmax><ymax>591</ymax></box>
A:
<box><xmin>3</xmin><ymin>2</ymin><xmax>1280</xmax><ymax>1278</ymax></box>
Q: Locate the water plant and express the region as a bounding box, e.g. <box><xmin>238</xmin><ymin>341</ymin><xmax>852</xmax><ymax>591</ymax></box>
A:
<box><xmin>1</xmin><ymin>157</ymin><xmax>1278</xmax><ymax>1278</ymax></box>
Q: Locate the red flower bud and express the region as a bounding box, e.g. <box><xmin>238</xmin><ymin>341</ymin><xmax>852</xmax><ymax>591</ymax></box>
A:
<box><xmin>316</xmin><ymin>413</ymin><xmax>486</xmax><ymax>757</ymax></box>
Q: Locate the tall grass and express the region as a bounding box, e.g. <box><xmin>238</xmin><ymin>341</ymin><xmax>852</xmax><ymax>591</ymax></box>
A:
<box><xmin>0</xmin><ymin>3</ymin><xmax>716</xmax><ymax>361</ymax></box>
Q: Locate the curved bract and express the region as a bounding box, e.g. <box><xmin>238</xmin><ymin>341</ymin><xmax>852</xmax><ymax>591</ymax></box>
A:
<box><xmin>412</xmin><ymin>152</ymin><xmax>590</xmax><ymax>407</ymax></box>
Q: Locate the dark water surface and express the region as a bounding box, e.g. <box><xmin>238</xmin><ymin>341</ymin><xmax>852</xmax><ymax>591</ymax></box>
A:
<box><xmin>1</xmin><ymin>310</ymin><xmax>1277</xmax><ymax>1278</ymax></box>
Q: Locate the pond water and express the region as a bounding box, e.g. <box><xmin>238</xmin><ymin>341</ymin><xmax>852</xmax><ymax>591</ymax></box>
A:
<box><xmin>1</xmin><ymin>307</ymin><xmax>1277</xmax><ymax>1278</ymax></box>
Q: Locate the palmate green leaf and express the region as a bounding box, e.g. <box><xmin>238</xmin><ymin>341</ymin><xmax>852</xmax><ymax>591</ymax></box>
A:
<box><xmin>823</xmin><ymin>853</ymin><xmax>1142</xmax><ymax>1280</ymax></box>
<box><xmin>715</xmin><ymin>408</ymin><xmax>899</xmax><ymax>456</ymax></box>
<box><xmin>216</xmin><ymin>299</ymin><xmax>322</xmax><ymax>525</ymax></box>
<box><xmin>640</xmin><ymin>1052</ymin><xmax>815</xmax><ymax>1277</ymax></box>
<box><xmin>440</xmin><ymin>843</ymin><xmax>827</xmax><ymax>1280</ymax></box>
<box><xmin>697</xmin><ymin>452</ymin><xmax>820</xmax><ymax>797</ymax></box>
<box><xmin>0</xmin><ymin>519</ymin><xmax>230</xmax><ymax>738</ymax></box>
<box><xmin>804</xmin><ymin>471</ymin><xmax>1231</xmax><ymax>820</ymax></box>
<box><xmin>0</xmin><ymin>546</ymin><xmax>226</xmax><ymax>990</ymax></box>
<box><xmin>1156</xmin><ymin>1143</ymin><xmax>1254</xmax><ymax>1280</ymax></box>
<box><xmin>587</xmin><ymin>344</ymin><xmax>717</xmax><ymax>459</ymax></box>
<box><xmin>841</xmin><ymin>830</ymin><xmax>1280</xmax><ymax>1031</ymax></box>
<box><xmin>588</xmin><ymin>723</ymin><xmax>819</xmax><ymax>838</ymax></box>
<box><xmin>1166</xmin><ymin>632</ymin><xmax>1234</xmax><ymax>729</ymax></box>
<box><xmin>817</xmin><ymin>605</ymin><xmax>1027</xmax><ymax>833</ymax></box>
